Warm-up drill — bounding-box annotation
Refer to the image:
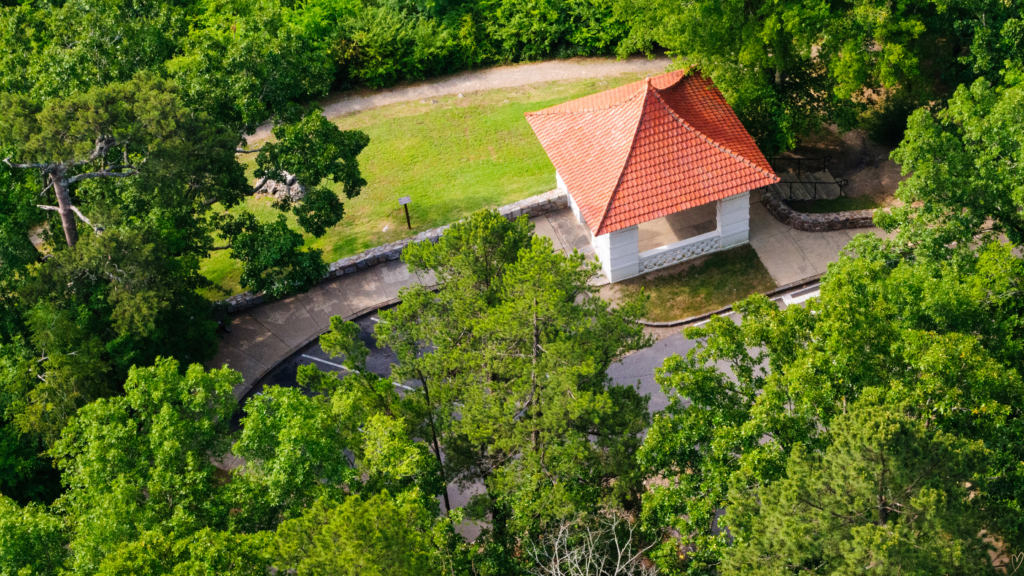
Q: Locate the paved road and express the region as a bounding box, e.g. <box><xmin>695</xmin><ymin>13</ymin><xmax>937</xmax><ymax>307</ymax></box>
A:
<box><xmin>242</xmin><ymin>285</ymin><xmax>815</xmax><ymax>538</ymax></box>
<box><xmin>247</xmin><ymin>56</ymin><xmax>672</xmax><ymax>142</ymax></box>
<box><xmin>244</xmin><ymin>307</ymin><xmax>721</xmax><ymax>408</ymax></box>
<box><xmin>245</xmin><ymin>286</ymin><xmax>820</xmax><ymax>417</ymax></box>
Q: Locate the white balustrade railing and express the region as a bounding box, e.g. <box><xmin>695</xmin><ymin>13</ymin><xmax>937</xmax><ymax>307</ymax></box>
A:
<box><xmin>638</xmin><ymin>230</ymin><xmax>721</xmax><ymax>273</ymax></box>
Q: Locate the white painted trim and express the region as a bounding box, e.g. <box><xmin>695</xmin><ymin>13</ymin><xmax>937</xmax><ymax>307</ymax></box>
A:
<box><xmin>638</xmin><ymin>229</ymin><xmax>721</xmax><ymax>260</ymax></box>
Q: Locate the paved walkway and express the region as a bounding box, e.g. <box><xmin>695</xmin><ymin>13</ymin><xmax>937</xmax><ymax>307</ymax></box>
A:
<box><xmin>248</xmin><ymin>56</ymin><xmax>672</xmax><ymax>142</ymax></box>
<box><xmin>747</xmin><ymin>190</ymin><xmax>893</xmax><ymax>285</ymax></box>
<box><xmin>205</xmin><ymin>200</ymin><xmax>889</xmax><ymax>398</ymax></box>
<box><xmin>206</xmin><ymin>207</ymin><xmax>593</xmax><ymax>399</ymax></box>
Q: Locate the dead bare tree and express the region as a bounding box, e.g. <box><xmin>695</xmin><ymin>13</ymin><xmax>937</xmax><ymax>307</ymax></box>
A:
<box><xmin>526</xmin><ymin>511</ymin><xmax>659</xmax><ymax>576</ymax></box>
<box><xmin>4</xmin><ymin>136</ymin><xmax>132</xmax><ymax>247</ymax></box>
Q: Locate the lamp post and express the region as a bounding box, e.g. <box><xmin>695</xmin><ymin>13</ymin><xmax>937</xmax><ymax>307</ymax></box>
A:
<box><xmin>399</xmin><ymin>196</ymin><xmax>412</xmax><ymax>229</ymax></box>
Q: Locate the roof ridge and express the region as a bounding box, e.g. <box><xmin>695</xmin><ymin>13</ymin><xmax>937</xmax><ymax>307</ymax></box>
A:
<box><xmin>648</xmin><ymin>87</ymin><xmax>778</xmax><ymax>182</ymax></box>
<box><xmin>524</xmin><ymin>74</ymin><xmax>670</xmax><ymax>117</ymax></box>
<box><xmin>593</xmin><ymin>81</ymin><xmax>652</xmax><ymax>236</ymax></box>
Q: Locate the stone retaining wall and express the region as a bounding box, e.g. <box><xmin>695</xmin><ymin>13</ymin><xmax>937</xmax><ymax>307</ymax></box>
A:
<box><xmin>761</xmin><ymin>189</ymin><xmax>875</xmax><ymax>232</ymax></box>
<box><xmin>219</xmin><ymin>189</ymin><xmax>569</xmax><ymax>313</ymax></box>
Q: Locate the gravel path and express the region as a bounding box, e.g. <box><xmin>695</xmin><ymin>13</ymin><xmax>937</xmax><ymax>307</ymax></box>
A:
<box><xmin>249</xmin><ymin>56</ymin><xmax>672</xmax><ymax>141</ymax></box>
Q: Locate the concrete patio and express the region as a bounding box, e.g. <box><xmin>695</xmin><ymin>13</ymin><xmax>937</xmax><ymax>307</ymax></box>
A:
<box><xmin>746</xmin><ymin>191</ymin><xmax>893</xmax><ymax>285</ymax></box>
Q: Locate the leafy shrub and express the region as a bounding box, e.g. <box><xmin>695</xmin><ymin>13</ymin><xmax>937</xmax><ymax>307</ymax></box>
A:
<box><xmin>334</xmin><ymin>5</ymin><xmax>458</xmax><ymax>88</ymax></box>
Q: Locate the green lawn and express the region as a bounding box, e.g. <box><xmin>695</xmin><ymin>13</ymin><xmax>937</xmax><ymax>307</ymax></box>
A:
<box><xmin>786</xmin><ymin>195</ymin><xmax>881</xmax><ymax>214</ymax></box>
<box><xmin>200</xmin><ymin>73</ymin><xmax>651</xmax><ymax>299</ymax></box>
<box><xmin>618</xmin><ymin>245</ymin><xmax>777</xmax><ymax>322</ymax></box>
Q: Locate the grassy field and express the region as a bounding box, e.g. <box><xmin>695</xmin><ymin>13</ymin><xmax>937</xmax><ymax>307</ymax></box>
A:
<box><xmin>786</xmin><ymin>195</ymin><xmax>881</xmax><ymax>214</ymax></box>
<box><xmin>200</xmin><ymin>73</ymin><xmax>651</xmax><ymax>298</ymax></box>
<box><xmin>616</xmin><ymin>245</ymin><xmax>777</xmax><ymax>322</ymax></box>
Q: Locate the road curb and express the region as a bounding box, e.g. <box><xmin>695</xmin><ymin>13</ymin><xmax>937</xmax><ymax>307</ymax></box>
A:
<box><xmin>637</xmin><ymin>274</ymin><xmax>824</xmax><ymax>328</ymax></box>
<box><xmin>231</xmin><ymin>294</ymin><xmax>419</xmax><ymax>402</ymax></box>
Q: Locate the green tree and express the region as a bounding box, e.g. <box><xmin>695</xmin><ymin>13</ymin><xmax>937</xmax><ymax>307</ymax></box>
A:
<box><xmin>723</xmin><ymin>401</ymin><xmax>994</xmax><ymax>575</ymax></box>
<box><xmin>0</xmin><ymin>0</ymin><xmax>191</xmax><ymax>101</ymax></box>
<box><xmin>50</xmin><ymin>358</ymin><xmax>242</xmax><ymax>573</ymax></box>
<box><xmin>0</xmin><ymin>72</ymin><xmax>367</xmax><ymax>442</ymax></box>
<box><xmin>230</xmin><ymin>325</ymin><xmax>444</xmax><ymax>529</ymax></box>
<box><xmin>881</xmin><ymin>78</ymin><xmax>1024</xmax><ymax>252</ymax></box>
<box><xmin>637</xmin><ymin>236</ymin><xmax>1024</xmax><ymax>574</ymax></box>
<box><xmin>0</xmin><ymin>337</ymin><xmax>62</xmax><ymax>504</ymax></box>
<box><xmin>272</xmin><ymin>490</ymin><xmax>439</xmax><ymax>576</ymax></box>
<box><xmin>91</xmin><ymin>529</ymin><xmax>272</xmax><ymax>576</ymax></box>
<box><xmin>612</xmin><ymin>0</ymin><xmax>855</xmax><ymax>154</ymax></box>
<box><xmin>167</xmin><ymin>0</ymin><xmax>334</xmax><ymax>132</ymax></box>
<box><xmin>230</xmin><ymin>383</ymin><xmax>359</xmax><ymax>530</ymax></box>
<box><xmin>613</xmin><ymin>0</ymin><xmax>1020</xmax><ymax>154</ymax></box>
<box><xmin>3</xmin><ymin>354</ymin><xmax>450</xmax><ymax>575</ymax></box>
<box><xmin>373</xmin><ymin>210</ymin><xmax>652</xmax><ymax>554</ymax></box>
<box><xmin>0</xmin><ymin>495</ymin><xmax>67</xmax><ymax>576</ymax></box>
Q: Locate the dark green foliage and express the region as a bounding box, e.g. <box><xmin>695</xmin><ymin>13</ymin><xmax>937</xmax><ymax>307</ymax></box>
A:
<box><xmin>0</xmin><ymin>426</ymin><xmax>61</xmax><ymax>505</ymax></box>
<box><xmin>637</xmin><ymin>236</ymin><xmax>1024</xmax><ymax>574</ymax></box>
<box><xmin>862</xmin><ymin>90</ymin><xmax>919</xmax><ymax>147</ymax></box>
<box><xmin>612</xmin><ymin>0</ymin><xmax>1024</xmax><ymax>154</ymax></box>
<box><xmin>219</xmin><ymin>213</ymin><xmax>328</xmax><ymax>299</ymax></box>
<box><xmin>168</xmin><ymin>0</ymin><xmax>335</xmax><ymax>131</ymax></box>
<box><xmin>880</xmin><ymin>78</ymin><xmax>1024</xmax><ymax>250</ymax></box>
<box><xmin>0</xmin><ymin>66</ymin><xmax>367</xmax><ymax>466</ymax></box>
<box><xmin>254</xmin><ymin>110</ymin><xmax>369</xmax><ymax>236</ymax></box>
<box><xmin>374</xmin><ymin>210</ymin><xmax>653</xmax><ymax>566</ymax></box>
<box><xmin>334</xmin><ymin>5</ymin><xmax>464</xmax><ymax>89</ymax></box>
<box><xmin>723</xmin><ymin>401</ymin><xmax>995</xmax><ymax>575</ymax></box>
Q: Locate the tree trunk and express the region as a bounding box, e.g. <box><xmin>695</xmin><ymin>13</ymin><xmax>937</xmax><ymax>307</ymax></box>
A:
<box><xmin>417</xmin><ymin>368</ymin><xmax>452</xmax><ymax>514</ymax></box>
<box><xmin>51</xmin><ymin>172</ymin><xmax>79</xmax><ymax>247</ymax></box>
<box><xmin>531</xmin><ymin>299</ymin><xmax>540</xmax><ymax>451</ymax></box>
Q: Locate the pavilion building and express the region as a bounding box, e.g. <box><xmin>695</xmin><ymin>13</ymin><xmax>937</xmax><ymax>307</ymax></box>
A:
<box><xmin>526</xmin><ymin>70</ymin><xmax>779</xmax><ymax>282</ymax></box>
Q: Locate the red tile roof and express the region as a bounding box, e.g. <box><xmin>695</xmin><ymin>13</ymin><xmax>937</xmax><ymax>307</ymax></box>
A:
<box><xmin>526</xmin><ymin>70</ymin><xmax>778</xmax><ymax>236</ymax></box>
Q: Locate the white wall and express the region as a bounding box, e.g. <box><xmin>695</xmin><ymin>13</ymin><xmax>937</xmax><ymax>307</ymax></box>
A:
<box><xmin>593</xmin><ymin>226</ymin><xmax>640</xmax><ymax>282</ymax></box>
<box><xmin>717</xmin><ymin>191</ymin><xmax>751</xmax><ymax>249</ymax></box>
<box><xmin>558</xmin><ymin>171</ymin><xmax>588</xmax><ymax>228</ymax></box>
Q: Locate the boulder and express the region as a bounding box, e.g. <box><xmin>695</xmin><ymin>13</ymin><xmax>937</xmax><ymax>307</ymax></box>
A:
<box><xmin>255</xmin><ymin>172</ymin><xmax>306</xmax><ymax>203</ymax></box>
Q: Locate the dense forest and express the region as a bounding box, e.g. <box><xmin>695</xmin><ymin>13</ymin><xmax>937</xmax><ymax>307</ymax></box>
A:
<box><xmin>1</xmin><ymin>0</ymin><xmax>1023</xmax><ymax>574</ymax></box>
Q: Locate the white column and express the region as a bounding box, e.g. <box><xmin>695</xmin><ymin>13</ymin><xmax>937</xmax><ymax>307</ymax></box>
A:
<box><xmin>558</xmin><ymin>171</ymin><xmax>587</xmax><ymax>227</ymax></box>
<box><xmin>593</xmin><ymin>225</ymin><xmax>640</xmax><ymax>282</ymax></box>
<box><xmin>717</xmin><ymin>191</ymin><xmax>751</xmax><ymax>249</ymax></box>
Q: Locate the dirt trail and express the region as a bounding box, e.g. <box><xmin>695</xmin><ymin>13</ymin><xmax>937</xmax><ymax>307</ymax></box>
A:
<box><xmin>248</xmin><ymin>56</ymin><xmax>672</xmax><ymax>142</ymax></box>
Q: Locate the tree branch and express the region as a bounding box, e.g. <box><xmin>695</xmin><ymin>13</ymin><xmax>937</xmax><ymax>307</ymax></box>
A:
<box><xmin>37</xmin><ymin>204</ymin><xmax>103</xmax><ymax>234</ymax></box>
<box><xmin>67</xmin><ymin>169</ymin><xmax>138</xmax><ymax>184</ymax></box>
<box><xmin>210</xmin><ymin>245</ymin><xmax>232</xmax><ymax>251</ymax></box>
<box><xmin>236</xmin><ymin>148</ymin><xmax>263</xmax><ymax>154</ymax></box>
<box><xmin>3</xmin><ymin>157</ymin><xmax>50</xmax><ymax>170</ymax></box>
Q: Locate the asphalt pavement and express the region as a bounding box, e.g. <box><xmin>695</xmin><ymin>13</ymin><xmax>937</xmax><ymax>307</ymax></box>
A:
<box><xmin>240</xmin><ymin>286</ymin><xmax>817</xmax><ymax>539</ymax></box>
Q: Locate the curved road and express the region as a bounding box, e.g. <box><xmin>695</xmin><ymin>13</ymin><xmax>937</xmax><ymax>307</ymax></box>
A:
<box><xmin>248</xmin><ymin>56</ymin><xmax>673</xmax><ymax>142</ymax></box>
<box><xmin>243</xmin><ymin>285</ymin><xmax>815</xmax><ymax>539</ymax></box>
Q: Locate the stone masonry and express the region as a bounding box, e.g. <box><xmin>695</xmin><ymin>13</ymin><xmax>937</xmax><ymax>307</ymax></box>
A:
<box><xmin>761</xmin><ymin>189</ymin><xmax>876</xmax><ymax>233</ymax></box>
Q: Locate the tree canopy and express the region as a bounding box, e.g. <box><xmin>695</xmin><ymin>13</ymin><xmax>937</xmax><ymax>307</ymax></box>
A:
<box><xmin>635</xmin><ymin>235</ymin><xmax>1024</xmax><ymax>574</ymax></box>
<box><xmin>0</xmin><ymin>62</ymin><xmax>368</xmax><ymax>483</ymax></box>
<box><xmin>0</xmin><ymin>0</ymin><xmax>1023</xmax><ymax>572</ymax></box>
